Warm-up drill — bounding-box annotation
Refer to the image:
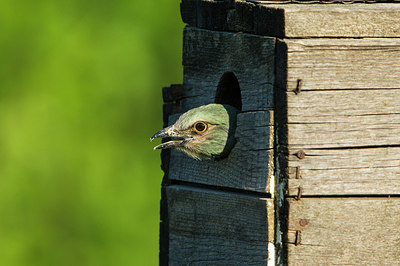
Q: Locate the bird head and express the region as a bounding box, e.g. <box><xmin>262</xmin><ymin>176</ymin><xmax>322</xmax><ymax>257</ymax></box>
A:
<box><xmin>151</xmin><ymin>103</ymin><xmax>238</xmax><ymax>160</ymax></box>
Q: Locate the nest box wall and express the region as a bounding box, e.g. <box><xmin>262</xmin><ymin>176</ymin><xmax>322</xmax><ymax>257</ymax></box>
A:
<box><xmin>161</xmin><ymin>27</ymin><xmax>276</xmax><ymax>264</ymax></box>
<box><xmin>160</xmin><ymin>1</ymin><xmax>400</xmax><ymax>265</ymax></box>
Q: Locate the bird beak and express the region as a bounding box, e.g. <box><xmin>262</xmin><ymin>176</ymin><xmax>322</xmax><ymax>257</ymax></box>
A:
<box><xmin>150</xmin><ymin>125</ymin><xmax>174</xmax><ymax>141</ymax></box>
<box><xmin>150</xmin><ymin>125</ymin><xmax>185</xmax><ymax>150</ymax></box>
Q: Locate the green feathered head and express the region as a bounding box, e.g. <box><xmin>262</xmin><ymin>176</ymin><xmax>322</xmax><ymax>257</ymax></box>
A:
<box><xmin>151</xmin><ymin>103</ymin><xmax>238</xmax><ymax>160</ymax></box>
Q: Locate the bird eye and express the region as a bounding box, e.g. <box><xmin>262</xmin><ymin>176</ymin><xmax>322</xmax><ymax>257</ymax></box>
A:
<box><xmin>193</xmin><ymin>122</ymin><xmax>207</xmax><ymax>133</ymax></box>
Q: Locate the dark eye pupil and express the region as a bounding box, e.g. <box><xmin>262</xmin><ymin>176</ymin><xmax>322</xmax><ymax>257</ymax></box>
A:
<box><xmin>195</xmin><ymin>123</ymin><xmax>206</xmax><ymax>132</ymax></box>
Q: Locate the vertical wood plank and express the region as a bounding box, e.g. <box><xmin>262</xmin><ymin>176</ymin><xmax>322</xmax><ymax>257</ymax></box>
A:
<box><xmin>182</xmin><ymin>27</ymin><xmax>275</xmax><ymax>112</ymax></box>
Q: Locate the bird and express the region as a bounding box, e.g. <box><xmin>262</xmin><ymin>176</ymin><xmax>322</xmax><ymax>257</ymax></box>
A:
<box><xmin>151</xmin><ymin>103</ymin><xmax>238</xmax><ymax>160</ymax></box>
<box><xmin>151</xmin><ymin>71</ymin><xmax>242</xmax><ymax>160</ymax></box>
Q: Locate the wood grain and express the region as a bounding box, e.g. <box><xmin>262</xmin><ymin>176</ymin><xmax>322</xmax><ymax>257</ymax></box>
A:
<box><xmin>278</xmin><ymin>39</ymin><xmax>400</xmax><ymax>149</ymax></box>
<box><xmin>287</xmin><ymin>89</ymin><xmax>400</xmax><ymax>121</ymax></box>
<box><xmin>288</xmin><ymin>147</ymin><xmax>400</xmax><ymax>196</ymax></box>
<box><xmin>182</xmin><ymin>27</ymin><xmax>275</xmax><ymax>112</ymax></box>
<box><xmin>287</xmin><ymin>113</ymin><xmax>400</xmax><ymax>148</ymax></box>
<box><xmin>181</xmin><ymin>1</ymin><xmax>400</xmax><ymax>37</ymax></box>
<box><xmin>167</xmin><ymin>185</ymin><xmax>269</xmax><ymax>265</ymax></box>
<box><xmin>288</xmin><ymin>198</ymin><xmax>400</xmax><ymax>265</ymax></box>
<box><xmin>283</xmin><ymin>38</ymin><xmax>400</xmax><ymax>91</ymax></box>
<box><xmin>180</xmin><ymin>0</ymin><xmax>235</xmax><ymax>32</ymax></box>
<box><xmin>168</xmin><ymin>111</ymin><xmax>274</xmax><ymax>193</ymax></box>
<box><xmin>280</xmin><ymin>4</ymin><xmax>400</xmax><ymax>38</ymax></box>
<box><xmin>256</xmin><ymin>0</ymin><xmax>400</xmax><ymax>2</ymax></box>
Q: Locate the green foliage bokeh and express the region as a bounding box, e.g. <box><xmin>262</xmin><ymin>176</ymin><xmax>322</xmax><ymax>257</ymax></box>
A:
<box><xmin>0</xmin><ymin>1</ymin><xmax>183</xmax><ymax>265</ymax></box>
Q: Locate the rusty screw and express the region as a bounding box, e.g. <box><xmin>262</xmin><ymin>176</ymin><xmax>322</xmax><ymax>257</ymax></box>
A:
<box><xmin>296</xmin><ymin>150</ymin><xmax>306</xmax><ymax>159</ymax></box>
<box><xmin>295</xmin><ymin>187</ymin><xmax>303</xmax><ymax>201</ymax></box>
<box><xmin>295</xmin><ymin>166</ymin><xmax>301</xmax><ymax>179</ymax></box>
<box><xmin>294</xmin><ymin>79</ymin><xmax>303</xmax><ymax>94</ymax></box>
<box><xmin>299</xmin><ymin>219</ymin><xmax>309</xmax><ymax>227</ymax></box>
<box><xmin>295</xmin><ymin>230</ymin><xmax>301</xmax><ymax>246</ymax></box>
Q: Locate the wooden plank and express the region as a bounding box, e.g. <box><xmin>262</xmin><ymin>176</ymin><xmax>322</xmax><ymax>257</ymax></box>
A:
<box><xmin>162</xmin><ymin>84</ymin><xmax>183</xmax><ymax>128</ymax></box>
<box><xmin>285</xmin><ymin>91</ymin><xmax>400</xmax><ymax>148</ymax></box>
<box><xmin>278</xmin><ymin>39</ymin><xmax>400</xmax><ymax>149</ymax></box>
<box><xmin>283</xmin><ymin>38</ymin><xmax>400</xmax><ymax>91</ymax></box>
<box><xmin>288</xmin><ymin>147</ymin><xmax>400</xmax><ymax>196</ymax></box>
<box><xmin>287</xmin><ymin>113</ymin><xmax>400</xmax><ymax>148</ymax></box>
<box><xmin>181</xmin><ymin>1</ymin><xmax>400</xmax><ymax>37</ymax></box>
<box><xmin>182</xmin><ymin>26</ymin><xmax>275</xmax><ymax>112</ymax></box>
<box><xmin>256</xmin><ymin>0</ymin><xmax>400</xmax><ymax>2</ymax></box>
<box><xmin>168</xmin><ymin>111</ymin><xmax>274</xmax><ymax>193</ymax></box>
<box><xmin>287</xmin><ymin>198</ymin><xmax>400</xmax><ymax>265</ymax></box>
<box><xmin>167</xmin><ymin>185</ymin><xmax>269</xmax><ymax>264</ymax></box>
<box><xmin>180</xmin><ymin>0</ymin><xmax>269</xmax><ymax>34</ymax></box>
<box><xmin>160</xmin><ymin>84</ymin><xmax>184</xmax><ymax>264</ymax></box>
<box><xmin>180</xmin><ymin>0</ymin><xmax>235</xmax><ymax>32</ymax></box>
<box><xmin>276</xmin><ymin>4</ymin><xmax>400</xmax><ymax>38</ymax></box>
<box><xmin>287</xmin><ymin>89</ymin><xmax>400</xmax><ymax>122</ymax></box>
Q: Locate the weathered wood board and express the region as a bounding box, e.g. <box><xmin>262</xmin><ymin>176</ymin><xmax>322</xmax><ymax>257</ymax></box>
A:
<box><xmin>167</xmin><ymin>185</ymin><xmax>270</xmax><ymax>265</ymax></box>
<box><xmin>282</xmin><ymin>38</ymin><xmax>400</xmax><ymax>91</ymax></box>
<box><xmin>287</xmin><ymin>112</ymin><xmax>400</xmax><ymax>148</ymax></box>
<box><xmin>276</xmin><ymin>38</ymin><xmax>400</xmax><ymax>195</ymax></box>
<box><xmin>159</xmin><ymin>84</ymin><xmax>184</xmax><ymax>264</ymax></box>
<box><xmin>162</xmin><ymin>84</ymin><xmax>183</xmax><ymax>128</ymax></box>
<box><xmin>168</xmin><ymin>111</ymin><xmax>274</xmax><ymax>193</ymax></box>
<box><xmin>287</xmin><ymin>90</ymin><xmax>400</xmax><ymax>121</ymax></box>
<box><xmin>182</xmin><ymin>26</ymin><xmax>275</xmax><ymax>112</ymax></box>
<box><xmin>270</xmin><ymin>4</ymin><xmax>400</xmax><ymax>38</ymax></box>
<box><xmin>176</xmin><ymin>3</ymin><xmax>400</xmax><ymax>266</ymax></box>
<box><xmin>287</xmin><ymin>198</ymin><xmax>400</xmax><ymax>265</ymax></box>
<box><xmin>288</xmin><ymin>147</ymin><xmax>400</xmax><ymax>196</ymax></box>
<box><xmin>255</xmin><ymin>0</ymin><xmax>400</xmax><ymax>2</ymax></box>
<box><xmin>181</xmin><ymin>1</ymin><xmax>400</xmax><ymax>37</ymax></box>
<box><xmin>277</xmin><ymin>39</ymin><xmax>400</xmax><ymax>146</ymax></box>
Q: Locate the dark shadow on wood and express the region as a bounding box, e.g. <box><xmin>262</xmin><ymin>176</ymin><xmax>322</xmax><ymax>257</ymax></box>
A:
<box><xmin>275</xmin><ymin>39</ymin><xmax>289</xmax><ymax>265</ymax></box>
<box><xmin>170</xmin><ymin>179</ymin><xmax>271</xmax><ymax>198</ymax></box>
<box><xmin>159</xmin><ymin>84</ymin><xmax>183</xmax><ymax>266</ymax></box>
<box><xmin>180</xmin><ymin>0</ymin><xmax>286</xmax><ymax>37</ymax></box>
<box><xmin>167</xmin><ymin>184</ymin><xmax>269</xmax><ymax>264</ymax></box>
<box><xmin>159</xmin><ymin>149</ymin><xmax>170</xmax><ymax>266</ymax></box>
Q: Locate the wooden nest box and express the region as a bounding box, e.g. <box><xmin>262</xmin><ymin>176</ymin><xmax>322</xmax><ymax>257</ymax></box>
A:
<box><xmin>159</xmin><ymin>1</ymin><xmax>400</xmax><ymax>265</ymax></box>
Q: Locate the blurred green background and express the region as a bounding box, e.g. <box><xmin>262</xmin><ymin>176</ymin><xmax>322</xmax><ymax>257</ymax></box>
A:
<box><xmin>0</xmin><ymin>1</ymin><xmax>183</xmax><ymax>265</ymax></box>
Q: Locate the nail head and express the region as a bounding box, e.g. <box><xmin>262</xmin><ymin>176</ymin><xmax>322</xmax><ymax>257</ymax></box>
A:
<box><xmin>296</xmin><ymin>150</ymin><xmax>306</xmax><ymax>159</ymax></box>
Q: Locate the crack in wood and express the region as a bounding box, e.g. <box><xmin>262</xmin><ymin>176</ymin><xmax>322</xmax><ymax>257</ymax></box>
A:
<box><xmin>301</xmin><ymin>87</ymin><xmax>400</xmax><ymax>91</ymax></box>
<box><xmin>170</xmin><ymin>180</ymin><xmax>272</xmax><ymax>199</ymax></box>
<box><xmin>302</xmin><ymin>165</ymin><xmax>400</xmax><ymax>171</ymax></box>
<box><xmin>293</xmin><ymin>144</ymin><xmax>400</xmax><ymax>150</ymax></box>
<box><xmin>287</xmin><ymin>194</ymin><xmax>400</xmax><ymax>198</ymax></box>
